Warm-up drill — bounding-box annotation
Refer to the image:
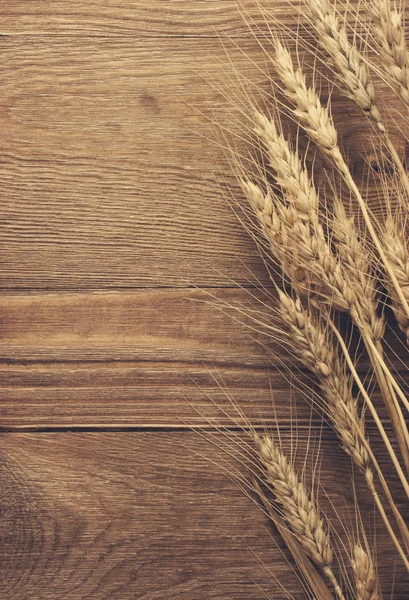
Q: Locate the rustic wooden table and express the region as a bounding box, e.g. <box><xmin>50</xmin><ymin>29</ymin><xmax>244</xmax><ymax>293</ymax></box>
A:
<box><xmin>1</xmin><ymin>2</ymin><xmax>408</xmax><ymax>598</ymax></box>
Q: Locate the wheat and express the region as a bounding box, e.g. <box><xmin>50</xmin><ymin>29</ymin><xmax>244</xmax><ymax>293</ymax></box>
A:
<box><xmin>308</xmin><ymin>0</ymin><xmax>384</xmax><ymax>131</ymax></box>
<box><xmin>207</xmin><ymin>0</ymin><xmax>409</xmax><ymax>592</ymax></box>
<box><xmin>247</xmin><ymin>117</ymin><xmax>385</xmax><ymax>345</ymax></box>
<box><xmin>254</xmin><ymin>110</ymin><xmax>320</xmax><ymax>215</ymax></box>
<box><xmin>352</xmin><ymin>544</ymin><xmax>380</xmax><ymax>600</ymax></box>
<box><xmin>368</xmin><ymin>0</ymin><xmax>409</xmax><ymax>109</ymax></box>
<box><xmin>277</xmin><ymin>289</ymin><xmax>371</xmax><ymax>472</ymax></box>
<box><xmin>246</xmin><ymin>99</ymin><xmax>409</xmax><ymax>493</ymax></box>
<box><xmin>330</xmin><ymin>200</ymin><xmax>409</xmax><ymax>473</ymax></box>
<box><xmin>308</xmin><ymin>0</ymin><xmax>409</xmax><ymax>199</ymax></box>
<box><xmin>331</xmin><ymin>199</ymin><xmax>385</xmax><ymax>342</ymax></box>
<box><xmin>273</xmin><ymin>37</ymin><xmax>338</xmax><ymax>154</ymax></box>
<box><xmin>383</xmin><ymin>216</ymin><xmax>409</xmax><ymax>343</ymax></box>
<box><xmin>254</xmin><ymin>433</ymin><xmax>345</xmax><ymax>598</ymax></box>
<box><xmin>273</xmin><ymin>34</ymin><xmax>409</xmax><ymax>320</ymax></box>
<box><xmin>241</xmin><ymin>177</ymin><xmax>350</xmax><ymax>311</ymax></box>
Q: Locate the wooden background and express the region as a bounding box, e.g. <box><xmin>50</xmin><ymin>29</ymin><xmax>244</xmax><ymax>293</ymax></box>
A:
<box><xmin>1</xmin><ymin>1</ymin><xmax>408</xmax><ymax>598</ymax></box>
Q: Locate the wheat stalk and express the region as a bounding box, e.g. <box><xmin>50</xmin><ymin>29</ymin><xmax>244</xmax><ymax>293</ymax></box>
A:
<box><xmin>277</xmin><ymin>289</ymin><xmax>409</xmax><ymax>566</ymax></box>
<box><xmin>272</xmin><ymin>38</ymin><xmax>338</xmax><ymax>155</ymax></box>
<box><xmin>308</xmin><ymin>0</ymin><xmax>409</xmax><ymax>199</ymax></box>
<box><xmin>308</xmin><ymin>0</ymin><xmax>384</xmax><ymax>129</ymax></box>
<box><xmin>270</xmin><ymin>40</ymin><xmax>409</xmax><ymax>484</ymax></box>
<box><xmin>253</xmin><ymin>110</ymin><xmax>382</xmax><ymax>343</ymax></box>
<box><xmin>331</xmin><ymin>199</ymin><xmax>384</xmax><ymax>342</ymax></box>
<box><xmin>331</xmin><ymin>199</ymin><xmax>409</xmax><ymax>473</ymax></box>
<box><xmin>206</xmin><ymin>0</ymin><xmax>409</xmax><ymax>594</ymax></box>
<box><xmin>241</xmin><ymin>177</ymin><xmax>350</xmax><ymax>310</ymax></box>
<box><xmin>277</xmin><ymin>290</ymin><xmax>369</xmax><ymax>470</ymax></box>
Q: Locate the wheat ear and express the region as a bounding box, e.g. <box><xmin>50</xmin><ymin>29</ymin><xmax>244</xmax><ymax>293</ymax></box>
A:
<box><xmin>273</xmin><ymin>37</ymin><xmax>409</xmax><ymax>322</ymax></box>
<box><xmin>352</xmin><ymin>543</ymin><xmax>380</xmax><ymax>600</ymax></box>
<box><xmin>308</xmin><ymin>0</ymin><xmax>409</xmax><ymax>199</ymax></box>
<box><xmin>253</xmin><ymin>481</ymin><xmax>336</xmax><ymax>600</ymax></box>
<box><xmin>244</xmin><ymin>115</ymin><xmax>409</xmax><ymax>468</ymax></box>
<box><xmin>332</xmin><ymin>199</ymin><xmax>409</xmax><ymax>474</ymax></box>
<box><xmin>243</xmin><ymin>174</ymin><xmax>409</xmax><ymax>468</ymax></box>
<box><xmin>383</xmin><ymin>216</ymin><xmax>409</xmax><ymax>342</ymax></box>
<box><xmin>277</xmin><ymin>290</ymin><xmax>370</xmax><ymax>471</ymax></box>
<box><xmin>253</xmin><ymin>111</ymin><xmax>383</xmax><ymax>345</ymax></box>
<box><xmin>241</xmin><ymin>177</ymin><xmax>350</xmax><ymax>311</ymax></box>
<box><xmin>367</xmin><ymin>0</ymin><xmax>409</xmax><ymax>110</ymax></box>
<box><xmin>331</xmin><ymin>198</ymin><xmax>384</xmax><ymax>342</ymax></box>
<box><xmin>254</xmin><ymin>433</ymin><xmax>345</xmax><ymax>599</ymax></box>
<box><xmin>308</xmin><ymin>0</ymin><xmax>383</xmax><ymax>130</ymax></box>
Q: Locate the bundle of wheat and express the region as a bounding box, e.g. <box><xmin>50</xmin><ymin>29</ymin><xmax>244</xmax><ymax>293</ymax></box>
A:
<box><xmin>211</xmin><ymin>1</ymin><xmax>409</xmax><ymax>597</ymax></box>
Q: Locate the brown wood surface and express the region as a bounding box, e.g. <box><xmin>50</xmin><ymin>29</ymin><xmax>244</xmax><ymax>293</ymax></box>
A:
<box><xmin>1</xmin><ymin>1</ymin><xmax>409</xmax><ymax>598</ymax></box>
<box><xmin>0</xmin><ymin>432</ymin><xmax>407</xmax><ymax>600</ymax></box>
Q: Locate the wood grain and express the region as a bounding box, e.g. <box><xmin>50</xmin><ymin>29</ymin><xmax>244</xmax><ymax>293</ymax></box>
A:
<box><xmin>0</xmin><ymin>1</ymin><xmax>298</xmax><ymax>37</ymax></box>
<box><xmin>0</xmin><ymin>288</ymin><xmax>404</xmax><ymax>428</ymax></box>
<box><xmin>0</xmin><ymin>432</ymin><xmax>407</xmax><ymax>599</ymax></box>
<box><xmin>0</xmin><ymin>284</ymin><xmax>317</xmax><ymax>428</ymax></box>
<box><xmin>0</xmin><ymin>35</ymin><xmax>399</xmax><ymax>289</ymax></box>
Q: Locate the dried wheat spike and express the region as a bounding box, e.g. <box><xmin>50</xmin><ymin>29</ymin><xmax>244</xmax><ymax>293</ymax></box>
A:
<box><xmin>273</xmin><ymin>37</ymin><xmax>338</xmax><ymax>154</ymax></box>
<box><xmin>254</xmin><ymin>434</ymin><xmax>333</xmax><ymax>567</ymax></box>
<box><xmin>241</xmin><ymin>178</ymin><xmax>351</xmax><ymax>311</ymax></box>
<box><xmin>332</xmin><ymin>199</ymin><xmax>385</xmax><ymax>343</ymax></box>
<box><xmin>252</xmin><ymin>112</ymin><xmax>385</xmax><ymax>344</ymax></box>
<box><xmin>278</xmin><ymin>290</ymin><xmax>370</xmax><ymax>471</ymax></box>
<box><xmin>253</xmin><ymin>434</ymin><xmax>349</xmax><ymax>595</ymax></box>
<box><xmin>352</xmin><ymin>544</ymin><xmax>380</xmax><ymax>600</ymax></box>
<box><xmin>254</xmin><ymin>434</ymin><xmax>346</xmax><ymax>598</ymax></box>
<box><xmin>254</xmin><ymin>110</ymin><xmax>320</xmax><ymax>215</ymax></box>
<box><xmin>309</xmin><ymin>0</ymin><xmax>384</xmax><ymax>131</ymax></box>
<box><xmin>383</xmin><ymin>217</ymin><xmax>409</xmax><ymax>342</ymax></box>
<box><xmin>368</xmin><ymin>0</ymin><xmax>409</xmax><ymax>108</ymax></box>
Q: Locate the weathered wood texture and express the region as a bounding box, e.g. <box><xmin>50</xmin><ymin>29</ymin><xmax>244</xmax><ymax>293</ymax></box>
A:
<box><xmin>0</xmin><ymin>433</ymin><xmax>407</xmax><ymax>599</ymax></box>
<box><xmin>0</xmin><ymin>1</ymin><xmax>297</xmax><ymax>36</ymax></box>
<box><xmin>0</xmin><ymin>288</ymin><xmax>405</xmax><ymax>428</ymax></box>
<box><xmin>1</xmin><ymin>1</ymin><xmax>409</xmax><ymax>598</ymax></box>
<box><xmin>0</xmin><ymin>35</ymin><xmax>400</xmax><ymax>289</ymax></box>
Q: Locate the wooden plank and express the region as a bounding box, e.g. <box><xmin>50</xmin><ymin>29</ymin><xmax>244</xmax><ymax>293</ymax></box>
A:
<box><xmin>0</xmin><ymin>288</ymin><xmax>305</xmax><ymax>428</ymax></box>
<box><xmin>0</xmin><ymin>1</ymin><xmax>299</xmax><ymax>37</ymax></box>
<box><xmin>0</xmin><ymin>35</ymin><xmax>268</xmax><ymax>289</ymax></box>
<box><xmin>0</xmin><ymin>36</ymin><xmax>401</xmax><ymax>289</ymax></box>
<box><xmin>0</xmin><ymin>432</ymin><xmax>407</xmax><ymax>598</ymax></box>
<box><xmin>0</xmin><ymin>289</ymin><xmax>404</xmax><ymax>428</ymax></box>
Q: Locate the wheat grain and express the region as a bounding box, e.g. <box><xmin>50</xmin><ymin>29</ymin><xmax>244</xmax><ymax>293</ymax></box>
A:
<box><xmin>352</xmin><ymin>543</ymin><xmax>380</xmax><ymax>600</ymax></box>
